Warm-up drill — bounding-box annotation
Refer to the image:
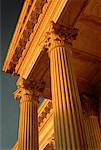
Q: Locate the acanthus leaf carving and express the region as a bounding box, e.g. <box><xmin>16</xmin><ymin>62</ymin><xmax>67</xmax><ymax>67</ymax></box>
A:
<box><xmin>41</xmin><ymin>21</ymin><xmax>78</xmax><ymax>51</ymax></box>
<box><xmin>13</xmin><ymin>78</ymin><xmax>45</xmax><ymax>101</ymax></box>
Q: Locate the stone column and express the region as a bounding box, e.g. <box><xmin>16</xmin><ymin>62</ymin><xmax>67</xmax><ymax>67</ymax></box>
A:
<box><xmin>94</xmin><ymin>85</ymin><xmax>101</xmax><ymax>128</ymax></box>
<box><xmin>13</xmin><ymin>78</ymin><xmax>39</xmax><ymax>150</ymax></box>
<box><xmin>81</xmin><ymin>94</ymin><xmax>101</xmax><ymax>149</ymax></box>
<box><xmin>43</xmin><ymin>22</ymin><xmax>87</xmax><ymax>149</ymax></box>
<box><xmin>97</xmin><ymin>88</ymin><xmax>101</xmax><ymax>128</ymax></box>
<box><xmin>99</xmin><ymin>96</ymin><xmax>101</xmax><ymax>127</ymax></box>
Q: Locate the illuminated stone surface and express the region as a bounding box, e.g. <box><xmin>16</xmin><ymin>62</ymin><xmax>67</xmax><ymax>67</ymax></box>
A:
<box><xmin>3</xmin><ymin>0</ymin><xmax>101</xmax><ymax>149</ymax></box>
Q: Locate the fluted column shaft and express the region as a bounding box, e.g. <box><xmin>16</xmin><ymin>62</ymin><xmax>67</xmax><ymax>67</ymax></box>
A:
<box><xmin>81</xmin><ymin>95</ymin><xmax>101</xmax><ymax>149</ymax></box>
<box><xmin>18</xmin><ymin>96</ymin><xmax>38</xmax><ymax>150</ymax></box>
<box><xmin>98</xmin><ymin>95</ymin><xmax>101</xmax><ymax>127</ymax></box>
<box><xmin>45</xmin><ymin>22</ymin><xmax>87</xmax><ymax>150</ymax></box>
<box><xmin>33</xmin><ymin>99</ymin><xmax>39</xmax><ymax>150</ymax></box>
<box><xmin>14</xmin><ymin>79</ymin><xmax>39</xmax><ymax>150</ymax></box>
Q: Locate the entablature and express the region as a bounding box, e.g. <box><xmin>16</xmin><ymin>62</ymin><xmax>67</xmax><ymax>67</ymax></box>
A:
<box><xmin>3</xmin><ymin>0</ymin><xmax>68</xmax><ymax>77</ymax></box>
<box><xmin>3</xmin><ymin>0</ymin><xmax>52</xmax><ymax>74</ymax></box>
<box><xmin>38</xmin><ymin>99</ymin><xmax>53</xmax><ymax>129</ymax></box>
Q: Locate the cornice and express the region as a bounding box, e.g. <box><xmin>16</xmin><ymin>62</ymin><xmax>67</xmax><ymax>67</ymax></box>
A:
<box><xmin>38</xmin><ymin>99</ymin><xmax>53</xmax><ymax>128</ymax></box>
<box><xmin>3</xmin><ymin>0</ymin><xmax>31</xmax><ymax>72</ymax></box>
<box><xmin>39</xmin><ymin>109</ymin><xmax>54</xmax><ymax>150</ymax></box>
<box><xmin>42</xmin><ymin>135</ymin><xmax>55</xmax><ymax>150</ymax></box>
<box><xmin>3</xmin><ymin>0</ymin><xmax>50</xmax><ymax>75</ymax></box>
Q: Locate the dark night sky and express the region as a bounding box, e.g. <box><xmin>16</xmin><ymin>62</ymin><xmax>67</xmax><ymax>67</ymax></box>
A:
<box><xmin>1</xmin><ymin>0</ymin><xmax>24</xmax><ymax>149</ymax></box>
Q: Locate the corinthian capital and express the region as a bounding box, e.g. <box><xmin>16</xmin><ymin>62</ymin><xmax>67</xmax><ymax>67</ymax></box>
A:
<box><xmin>13</xmin><ymin>78</ymin><xmax>45</xmax><ymax>101</ymax></box>
<box><xmin>50</xmin><ymin>21</ymin><xmax>78</xmax><ymax>41</ymax></box>
<box><xmin>81</xmin><ymin>94</ymin><xmax>97</xmax><ymax>117</ymax></box>
<box><xmin>42</xmin><ymin>21</ymin><xmax>78</xmax><ymax>49</ymax></box>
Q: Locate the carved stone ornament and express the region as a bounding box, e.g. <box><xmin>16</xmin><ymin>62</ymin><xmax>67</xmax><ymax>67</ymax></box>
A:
<box><xmin>38</xmin><ymin>101</ymin><xmax>52</xmax><ymax>127</ymax></box>
<box><xmin>13</xmin><ymin>87</ymin><xmax>33</xmax><ymax>101</ymax></box>
<box><xmin>42</xmin><ymin>21</ymin><xmax>78</xmax><ymax>51</ymax></box>
<box><xmin>7</xmin><ymin>0</ymin><xmax>49</xmax><ymax>74</ymax></box>
<box><xmin>13</xmin><ymin>78</ymin><xmax>45</xmax><ymax>101</ymax></box>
